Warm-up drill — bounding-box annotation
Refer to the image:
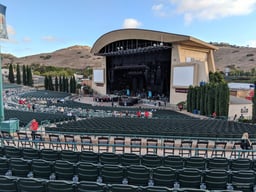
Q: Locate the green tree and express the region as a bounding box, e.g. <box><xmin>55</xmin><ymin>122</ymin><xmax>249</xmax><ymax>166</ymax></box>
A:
<box><xmin>55</xmin><ymin>76</ymin><xmax>59</xmax><ymax>91</ymax></box>
<box><xmin>44</xmin><ymin>76</ymin><xmax>49</xmax><ymax>90</ymax></box>
<box><xmin>8</xmin><ymin>64</ymin><xmax>15</xmax><ymax>83</ymax></box>
<box><xmin>16</xmin><ymin>64</ymin><xmax>21</xmax><ymax>84</ymax></box>
<box><xmin>252</xmin><ymin>82</ymin><xmax>256</xmax><ymax>123</ymax></box>
<box><xmin>22</xmin><ymin>65</ymin><xmax>27</xmax><ymax>85</ymax></box>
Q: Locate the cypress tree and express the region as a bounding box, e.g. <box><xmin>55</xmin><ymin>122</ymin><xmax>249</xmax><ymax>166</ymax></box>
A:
<box><xmin>55</xmin><ymin>76</ymin><xmax>59</xmax><ymax>91</ymax></box>
<box><xmin>253</xmin><ymin>82</ymin><xmax>256</xmax><ymax>123</ymax></box>
<box><xmin>8</xmin><ymin>64</ymin><xmax>15</xmax><ymax>83</ymax></box>
<box><xmin>59</xmin><ymin>75</ymin><xmax>62</xmax><ymax>92</ymax></box>
<box><xmin>16</xmin><ymin>64</ymin><xmax>21</xmax><ymax>84</ymax></box>
<box><xmin>22</xmin><ymin>65</ymin><xmax>27</xmax><ymax>85</ymax></box>
<box><xmin>44</xmin><ymin>76</ymin><xmax>49</xmax><ymax>90</ymax></box>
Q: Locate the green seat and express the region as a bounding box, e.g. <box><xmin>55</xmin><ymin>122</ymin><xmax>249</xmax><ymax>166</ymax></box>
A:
<box><xmin>184</xmin><ymin>156</ymin><xmax>206</xmax><ymax>170</ymax></box>
<box><xmin>206</xmin><ymin>157</ymin><xmax>229</xmax><ymax>170</ymax></box>
<box><xmin>40</xmin><ymin>148</ymin><xmax>59</xmax><ymax>161</ymax></box>
<box><xmin>0</xmin><ymin>157</ymin><xmax>9</xmax><ymax>175</ymax></box>
<box><xmin>22</xmin><ymin>147</ymin><xmax>40</xmax><ymax>160</ymax></box>
<box><xmin>162</xmin><ymin>155</ymin><xmax>184</xmax><ymax>169</ymax></box>
<box><xmin>77</xmin><ymin>181</ymin><xmax>106</xmax><ymax>192</ymax></box>
<box><xmin>77</xmin><ymin>162</ymin><xmax>99</xmax><ymax>182</ymax></box>
<box><xmin>31</xmin><ymin>159</ymin><xmax>54</xmax><ymax>179</ymax></box>
<box><xmin>120</xmin><ymin>153</ymin><xmax>141</xmax><ymax>166</ymax></box>
<box><xmin>126</xmin><ymin>165</ymin><xmax>151</xmax><ymax>186</ymax></box>
<box><xmin>46</xmin><ymin>180</ymin><xmax>75</xmax><ymax>192</ymax></box>
<box><xmin>0</xmin><ymin>175</ymin><xmax>17</xmax><ymax>192</ymax></box>
<box><xmin>141</xmin><ymin>154</ymin><xmax>162</xmax><ymax>168</ymax></box>
<box><xmin>9</xmin><ymin>158</ymin><xmax>31</xmax><ymax>177</ymax></box>
<box><xmin>177</xmin><ymin>168</ymin><xmax>202</xmax><ymax>189</ymax></box>
<box><xmin>100</xmin><ymin>164</ymin><xmax>124</xmax><ymax>184</ymax></box>
<box><xmin>17</xmin><ymin>178</ymin><xmax>46</xmax><ymax>192</ymax></box>
<box><xmin>80</xmin><ymin>150</ymin><xmax>99</xmax><ymax>164</ymax></box>
<box><xmin>107</xmin><ymin>184</ymin><xmax>139</xmax><ymax>192</ymax></box>
<box><xmin>99</xmin><ymin>152</ymin><xmax>120</xmax><ymax>165</ymax></box>
<box><xmin>60</xmin><ymin>150</ymin><xmax>79</xmax><ymax>163</ymax></box>
<box><xmin>53</xmin><ymin>160</ymin><xmax>76</xmax><ymax>181</ymax></box>
<box><xmin>152</xmin><ymin>166</ymin><xmax>176</xmax><ymax>188</ymax></box>
<box><xmin>203</xmin><ymin>169</ymin><xmax>229</xmax><ymax>190</ymax></box>
<box><xmin>231</xmin><ymin>170</ymin><xmax>255</xmax><ymax>192</ymax></box>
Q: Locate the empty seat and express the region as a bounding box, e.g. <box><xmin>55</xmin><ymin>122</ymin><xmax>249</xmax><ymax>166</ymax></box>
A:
<box><xmin>107</xmin><ymin>184</ymin><xmax>139</xmax><ymax>192</ymax></box>
<box><xmin>179</xmin><ymin>140</ymin><xmax>193</xmax><ymax>157</ymax></box>
<box><xmin>152</xmin><ymin>166</ymin><xmax>176</xmax><ymax>188</ymax></box>
<box><xmin>97</xmin><ymin>136</ymin><xmax>109</xmax><ymax>153</ymax></box>
<box><xmin>195</xmin><ymin>140</ymin><xmax>209</xmax><ymax>157</ymax></box>
<box><xmin>40</xmin><ymin>148</ymin><xmax>60</xmax><ymax>161</ymax></box>
<box><xmin>0</xmin><ymin>157</ymin><xmax>9</xmax><ymax>175</ymax></box>
<box><xmin>80</xmin><ymin>136</ymin><xmax>93</xmax><ymax>151</ymax></box>
<box><xmin>17</xmin><ymin>177</ymin><xmax>46</xmax><ymax>192</ymax></box>
<box><xmin>231</xmin><ymin>170</ymin><xmax>255</xmax><ymax>192</ymax></box>
<box><xmin>0</xmin><ymin>175</ymin><xmax>17</xmax><ymax>192</ymax></box>
<box><xmin>146</xmin><ymin>138</ymin><xmax>158</xmax><ymax>155</ymax></box>
<box><xmin>163</xmin><ymin>139</ymin><xmax>175</xmax><ymax>156</ymax></box>
<box><xmin>230</xmin><ymin>142</ymin><xmax>245</xmax><ymax>158</ymax></box>
<box><xmin>80</xmin><ymin>150</ymin><xmax>99</xmax><ymax>164</ymax></box>
<box><xmin>59</xmin><ymin>150</ymin><xmax>79</xmax><ymax>163</ymax></box>
<box><xmin>211</xmin><ymin>141</ymin><xmax>227</xmax><ymax>157</ymax></box>
<box><xmin>9</xmin><ymin>158</ymin><xmax>31</xmax><ymax>177</ymax></box>
<box><xmin>184</xmin><ymin>156</ymin><xmax>206</xmax><ymax>170</ymax></box>
<box><xmin>229</xmin><ymin>158</ymin><xmax>252</xmax><ymax>171</ymax></box>
<box><xmin>206</xmin><ymin>157</ymin><xmax>229</xmax><ymax>170</ymax></box>
<box><xmin>46</xmin><ymin>180</ymin><xmax>75</xmax><ymax>192</ymax></box>
<box><xmin>1</xmin><ymin>131</ymin><xmax>16</xmax><ymax>146</ymax></box>
<box><xmin>99</xmin><ymin>152</ymin><xmax>120</xmax><ymax>165</ymax></box>
<box><xmin>4</xmin><ymin>145</ymin><xmax>22</xmax><ymax>158</ymax></box>
<box><xmin>120</xmin><ymin>153</ymin><xmax>141</xmax><ymax>166</ymax></box>
<box><xmin>130</xmin><ymin>138</ymin><xmax>142</xmax><ymax>155</ymax></box>
<box><xmin>77</xmin><ymin>181</ymin><xmax>106</xmax><ymax>192</ymax></box>
<box><xmin>114</xmin><ymin>137</ymin><xmax>125</xmax><ymax>153</ymax></box>
<box><xmin>162</xmin><ymin>155</ymin><xmax>184</xmax><ymax>169</ymax></box>
<box><xmin>32</xmin><ymin>133</ymin><xmax>45</xmax><ymax>149</ymax></box>
<box><xmin>49</xmin><ymin>134</ymin><xmax>63</xmax><ymax>150</ymax></box>
<box><xmin>77</xmin><ymin>162</ymin><xmax>99</xmax><ymax>182</ymax></box>
<box><xmin>203</xmin><ymin>169</ymin><xmax>229</xmax><ymax>190</ymax></box>
<box><xmin>64</xmin><ymin>134</ymin><xmax>77</xmax><ymax>151</ymax></box>
<box><xmin>53</xmin><ymin>160</ymin><xmax>76</xmax><ymax>181</ymax></box>
<box><xmin>22</xmin><ymin>147</ymin><xmax>40</xmax><ymax>160</ymax></box>
<box><xmin>141</xmin><ymin>154</ymin><xmax>162</xmax><ymax>168</ymax></box>
<box><xmin>100</xmin><ymin>164</ymin><xmax>125</xmax><ymax>184</ymax></box>
<box><xmin>177</xmin><ymin>168</ymin><xmax>202</xmax><ymax>189</ymax></box>
<box><xmin>126</xmin><ymin>165</ymin><xmax>151</xmax><ymax>186</ymax></box>
<box><xmin>17</xmin><ymin>132</ymin><xmax>32</xmax><ymax>148</ymax></box>
<box><xmin>31</xmin><ymin>159</ymin><xmax>54</xmax><ymax>180</ymax></box>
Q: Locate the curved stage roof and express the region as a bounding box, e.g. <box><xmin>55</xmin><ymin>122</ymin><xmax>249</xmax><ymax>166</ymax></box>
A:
<box><xmin>91</xmin><ymin>28</ymin><xmax>217</xmax><ymax>54</ymax></box>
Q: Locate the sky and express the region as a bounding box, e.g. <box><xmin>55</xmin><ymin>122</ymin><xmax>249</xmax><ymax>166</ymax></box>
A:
<box><xmin>0</xmin><ymin>0</ymin><xmax>256</xmax><ymax>57</ymax></box>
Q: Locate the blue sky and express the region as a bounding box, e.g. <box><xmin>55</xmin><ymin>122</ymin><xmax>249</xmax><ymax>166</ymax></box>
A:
<box><xmin>0</xmin><ymin>0</ymin><xmax>256</xmax><ymax>57</ymax></box>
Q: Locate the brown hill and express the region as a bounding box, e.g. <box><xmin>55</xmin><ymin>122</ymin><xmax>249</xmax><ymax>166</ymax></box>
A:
<box><xmin>2</xmin><ymin>44</ymin><xmax>256</xmax><ymax>72</ymax></box>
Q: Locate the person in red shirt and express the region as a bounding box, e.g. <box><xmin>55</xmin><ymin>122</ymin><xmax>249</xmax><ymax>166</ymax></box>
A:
<box><xmin>30</xmin><ymin>119</ymin><xmax>39</xmax><ymax>140</ymax></box>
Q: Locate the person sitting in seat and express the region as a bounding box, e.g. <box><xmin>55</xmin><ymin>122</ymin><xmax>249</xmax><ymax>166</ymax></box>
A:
<box><xmin>240</xmin><ymin>132</ymin><xmax>252</xmax><ymax>150</ymax></box>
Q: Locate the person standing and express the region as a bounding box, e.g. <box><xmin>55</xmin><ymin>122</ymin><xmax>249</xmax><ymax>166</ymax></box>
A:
<box><xmin>240</xmin><ymin>132</ymin><xmax>252</xmax><ymax>150</ymax></box>
<box><xmin>30</xmin><ymin>119</ymin><xmax>39</xmax><ymax>140</ymax></box>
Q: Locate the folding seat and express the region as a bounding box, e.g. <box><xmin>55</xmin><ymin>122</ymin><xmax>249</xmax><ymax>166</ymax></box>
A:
<box><xmin>230</xmin><ymin>142</ymin><xmax>245</xmax><ymax>158</ymax></box>
<box><xmin>247</xmin><ymin>141</ymin><xmax>256</xmax><ymax>159</ymax></box>
<box><xmin>80</xmin><ymin>150</ymin><xmax>99</xmax><ymax>164</ymax></box>
<box><xmin>107</xmin><ymin>184</ymin><xmax>139</xmax><ymax>192</ymax></box>
<box><xmin>203</xmin><ymin>169</ymin><xmax>229</xmax><ymax>190</ymax></box>
<box><xmin>53</xmin><ymin>160</ymin><xmax>76</xmax><ymax>181</ymax></box>
<box><xmin>40</xmin><ymin>148</ymin><xmax>60</xmax><ymax>161</ymax></box>
<box><xmin>97</xmin><ymin>136</ymin><xmax>109</xmax><ymax>152</ymax></box>
<box><xmin>152</xmin><ymin>166</ymin><xmax>176</xmax><ymax>188</ymax></box>
<box><xmin>195</xmin><ymin>140</ymin><xmax>209</xmax><ymax>157</ymax></box>
<box><xmin>140</xmin><ymin>186</ymin><xmax>173</xmax><ymax>192</ymax></box>
<box><xmin>179</xmin><ymin>140</ymin><xmax>193</xmax><ymax>157</ymax></box>
<box><xmin>229</xmin><ymin>158</ymin><xmax>252</xmax><ymax>171</ymax></box>
<box><xmin>17</xmin><ymin>132</ymin><xmax>32</xmax><ymax>148</ymax></box>
<box><xmin>31</xmin><ymin>159</ymin><xmax>54</xmax><ymax>180</ymax></box>
<box><xmin>163</xmin><ymin>139</ymin><xmax>175</xmax><ymax>156</ymax></box>
<box><xmin>17</xmin><ymin>177</ymin><xmax>46</xmax><ymax>192</ymax></box>
<box><xmin>4</xmin><ymin>145</ymin><xmax>22</xmax><ymax>158</ymax></box>
<box><xmin>231</xmin><ymin>170</ymin><xmax>255</xmax><ymax>192</ymax></box>
<box><xmin>9</xmin><ymin>158</ymin><xmax>31</xmax><ymax>177</ymax></box>
<box><xmin>0</xmin><ymin>175</ymin><xmax>18</xmax><ymax>192</ymax></box>
<box><xmin>100</xmin><ymin>164</ymin><xmax>125</xmax><ymax>184</ymax></box>
<box><xmin>114</xmin><ymin>137</ymin><xmax>125</xmax><ymax>153</ymax></box>
<box><xmin>60</xmin><ymin>149</ymin><xmax>79</xmax><ymax>163</ymax></box>
<box><xmin>176</xmin><ymin>168</ymin><xmax>203</xmax><ymax>189</ymax></box>
<box><xmin>206</xmin><ymin>157</ymin><xmax>229</xmax><ymax>170</ymax></box>
<box><xmin>184</xmin><ymin>156</ymin><xmax>206</xmax><ymax>170</ymax></box>
<box><xmin>77</xmin><ymin>181</ymin><xmax>106</xmax><ymax>192</ymax></box>
<box><xmin>211</xmin><ymin>141</ymin><xmax>227</xmax><ymax>157</ymax></box>
<box><xmin>22</xmin><ymin>147</ymin><xmax>40</xmax><ymax>160</ymax></box>
<box><xmin>146</xmin><ymin>138</ymin><xmax>158</xmax><ymax>155</ymax></box>
<box><xmin>80</xmin><ymin>136</ymin><xmax>93</xmax><ymax>151</ymax></box>
<box><xmin>125</xmin><ymin>165</ymin><xmax>151</xmax><ymax>186</ymax></box>
<box><xmin>1</xmin><ymin>131</ymin><xmax>16</xmax><ymax>146</ymax></box>
<box><xmin>162</xmin><ymin>155</ymin><xmax>184</xmax><ymax>169</ymax></box>
<box><xmin>130</xmin><ymin>138</ymin><xmax>142</xmax><ymax>155</ymax></box>
<box><xmin>64</xmin><ymin>134</ymin><xmax>77</xmax><ymax>150</ymax></box>
<box><xmin>120</xmin><ymin>153</ymin><xmax>141</xmax><ymax>166</ymax></box>
<box><xmin>32</xmin><ymin>133</ymin><xmax>45</xmax><ymax>149</ymax></box>
<box><xmin>99</xmin><ymin>152</ymin><xmax>120</xmax><ymax>165</ymax></box>
<box><xmin>141</xmin><ymin>154</ymin><xmax>162</xmax><ymax>168</ymax></box>
<box><xmin>46</xmin><ymin>180</ymin><xmax>75</xmax><ymax>192</ymax></box>
<box><xmin>77</xmin><ymin>162</ymin><xmax>99</xmax><ymax>182</ymax></box>
<box><xmin>49</xmin><ymin>134</ymin><xmax>63</xmax><ymax>150</ymax></box>
<box><xmin>0</xmin><ymin>157</ymin><xmax>9</xmax><ymax>175</ymax></box>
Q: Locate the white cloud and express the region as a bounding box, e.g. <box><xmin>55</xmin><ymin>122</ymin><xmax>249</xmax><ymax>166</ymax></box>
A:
<box><xmin>122</xmin><ymin>18</ymin><xmax>142</xmax><ymax>28</ymax></box>
<box><xmin>42</xmin><ymin>36</ymin><xmax>58</xmax><ymax>42</ymax></box>
<box><xmin>153</xmin><ymin>0</ymin><xmax>256</xmax><ymax>24</ymax></box>
<box><xmin>247</xmin><ymin>40</ymin><xmax>256</xmax><ymax>47</ymax></box>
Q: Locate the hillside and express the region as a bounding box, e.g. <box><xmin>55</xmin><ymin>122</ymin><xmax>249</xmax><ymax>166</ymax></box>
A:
<box><xmin>1</xmin><ymin>44</ymin><xmax>256</xmax><ymax>72</ymax></box>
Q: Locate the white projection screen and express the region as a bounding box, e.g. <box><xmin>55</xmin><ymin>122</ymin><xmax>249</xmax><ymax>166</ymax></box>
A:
<box><xmin>173</xmin><ymin>66</ymin><xmax>194</xmax><ymax>87</ymax></box>
<box><xmin>93</xmin><ymin>69</ymin><xmax>104</xmax><ymax>83</ymax></box>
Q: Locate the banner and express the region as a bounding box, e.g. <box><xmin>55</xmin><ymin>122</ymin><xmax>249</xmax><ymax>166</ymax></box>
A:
<box><xmin>0</xmin><ymin>4</ymin><xmax>8</xmax><ymax>39</ymax></box>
